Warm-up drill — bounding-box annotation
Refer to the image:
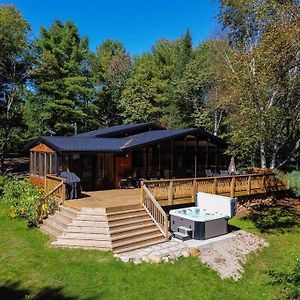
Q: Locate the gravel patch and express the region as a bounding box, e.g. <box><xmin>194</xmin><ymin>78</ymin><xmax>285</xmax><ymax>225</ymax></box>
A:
<box><xmin>115</xmin><ymin>230</ymin><xmax>268</xmax><ymax>280</ymax></box>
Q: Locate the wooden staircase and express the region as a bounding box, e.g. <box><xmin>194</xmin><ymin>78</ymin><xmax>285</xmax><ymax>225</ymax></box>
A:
<box><xmin>40</xmin><ymin>204</ymin><xmax>166</xmax><ymax>253</ymax></box>
<box><xmin>107</xmin><ymin>205</ymin><xmax>166</xmax><ymax>253</ymax></box>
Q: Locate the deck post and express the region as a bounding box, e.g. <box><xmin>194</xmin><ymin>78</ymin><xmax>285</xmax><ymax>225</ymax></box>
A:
<box><xmin>192</xmin><ymin>179</ymin><xmax>197</xmax><ymax>202</ymax></box>
<box><xmin>168</xmin><ymin>180</ymin><xmax>174</xmax><ymax>205</ymax></box>
<box><xmin>261</xmin><ymin>175</ymin><xmax>266</xmax><ymax>193</ymax></box>
<box><xmin>140</xmin><ymin>181</ymin><xmax>145</xmax><ymax>205</ymax></box>
<box><xmin>231</xmin><ymin>176</ymin><xmax>235</xmax><ymax>197</ymax></box>
<box><xmin>247</xmin><ymin>175</ymin><xmax>251</xmax><ymax>195</ymax></box>
<box><xmin>61</xmin><ymin>179</ymin><xmax>66</xmax><ymax>204</ymax></box>
<box><xmin>213</xmin><ymin>177</ymin><xmax>217</xmax><ymax>194</ymax></box>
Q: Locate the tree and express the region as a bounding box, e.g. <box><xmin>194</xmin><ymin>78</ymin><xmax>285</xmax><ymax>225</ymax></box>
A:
<box><xmin>92</xmin><ymin>40</ymin><xmax>130</xmax><ymax>126</ymax></box>
<box><xmin>217</xmin><ymin>0</ymin><xmax>300</xmax><ymax>168</ymax></box>
<box><xmin>170</xmin><ymin>40</ymin><xmax>230</xmax><ymax>132</ymax></box>
<box><xmin>32</xmin><ymin>20</ymin><xmax>96</xmax><ymax>135</ymax></box>
<box><xmin>0</xmin><ymin>5</ymin><xmax>31</xmax><ymax>172</ymax></box>
<box><xmin>120</xmin><ymin>54</ymin><xmax>163</xmax><ymax>123</ymax></box>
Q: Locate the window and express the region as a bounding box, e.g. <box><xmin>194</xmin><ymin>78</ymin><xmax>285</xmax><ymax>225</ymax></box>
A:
<box><xmin>30</xmin><ymin>151</ymin><xmax>57</xmax><ymax>177</ymax></box>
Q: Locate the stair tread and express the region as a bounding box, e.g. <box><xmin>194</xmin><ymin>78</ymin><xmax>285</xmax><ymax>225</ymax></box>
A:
<box><xmin>59</xmin><ymin>206</ymin><xmax>79</xmax><ymax>217</ymax></box>
<box><xmin>59</xmin><ymin>233</ymin><xmax>110</xmax><ymax>241</ymax></box>
<box><xmin>65</xmin><ymin>228</ymin><xmax>110</xmax><ymax>234</ymax></box>
<box><xmin>40</xmin><ymin>224</ymin><xmax>60</xmax><ymax>237</ymax></box>
<box><xmin>107</xmin><ymin>208</ymin><xmax>145</xmax><ymax>216</ymax></box>
<box><xmin>110</xmin><ymin>222</ymin><xmax>155</xmax><ymax>234</ymax></box>
<box><xmin>112</xmin><ymin>232</ymin><xmax>163</xmax><ymax>248</ymax></box>
<box><xmin>70</xmin><ymin>220</ymin><xmax>109</xmax><ymax>227</ymax></box>
<box><xmin>53</xmin><ymin>238</ymin><xmax>111</xmax><ymax>247</ymax></box>
<box><xmin>114</xmin><ymin>237</ymin><xmax>166</xmax><ymax>254</ymax></box>
<box><xmin>109</xmin><ymin>216</ymin><xmax>151</xmax><ymax>227</ymax></box>
<box><xmin>108</xmin><ymin>211</ymin><xmax>148</xmax><ymax>221</ymax></box>
<box><xmin>48</xmin><ymin>215</ymin><xmax>69</xmax><ymax>226</ymax></box>
<box><xmin>75</xmin><ymin>215</ymin><xmax>108</xmax><ymax>221</ymax></box>
<box><xmin>55</xmin><ymin>211</ymin><xmax>73</xmax><ymax>221</ymax></box>
<box><xmin>111</xmin><ymin>227</ymin><xmax>158</xmax><ymax>241</ymax></box>
<box><xmin>43</xmin><ymin>219</ymin><xmax>66</xmax><ymax>232</ymax></box>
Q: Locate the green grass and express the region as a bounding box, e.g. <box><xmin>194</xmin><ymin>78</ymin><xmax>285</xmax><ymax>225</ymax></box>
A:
<box><xmin>0</xmin><ymin>204</ymin><xmax>299</xmax><ymax>300</ymax></box>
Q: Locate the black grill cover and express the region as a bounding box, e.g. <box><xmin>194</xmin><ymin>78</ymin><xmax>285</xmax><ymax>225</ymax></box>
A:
<box><xmin>60</xmin><ymin>171</ymin><xmax>81</xmax><ymax>200</ymax></box>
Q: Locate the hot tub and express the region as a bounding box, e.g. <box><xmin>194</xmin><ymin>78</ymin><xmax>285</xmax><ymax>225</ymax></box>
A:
<box><xmin>170</xmin><ymin>207</ymin><xmax>228</xmax><ymax>240</ymax></box>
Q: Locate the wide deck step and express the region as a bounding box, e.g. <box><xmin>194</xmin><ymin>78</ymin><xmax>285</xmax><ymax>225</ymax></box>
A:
<box><xmin>70</xmin><ymin>220</ymin><xmax>109</xmax><ymax>227</ymax></box>
<box><xmin>41</xmin><ymin>203</ymin><xmax>167</xmax><ymax>253</ymax></box>
<box><xmin>112</xmin><ymin>232</ymin><xmax>163</xmax><ymax>248</ymax></box>
<box><xmin>107</xmin><ymin>207</ymin><xmax>145</xmax><ymax>216</ymax></box>
<box><xmin>43</xmin><ymin>219</ymin><xmax>66</xmax><ymax>234</ymax></box>
<box><xmin>52</xmin><ymin>238</ymin><xmax>112</xmax><ymax>249</ymax></box>
<box><xmin>59</xmin><ymin>233</ymin><xmax>110</xmax><ymax>241</ymax></box>
<box><xmin>111</xmin><ymin>227</ymin><xmax>159</xmax><ymax>241</ymax></box>
<box><xmin>48</xmin><ymin>215</ymin><xmax>69</xmax><ymax>227</ymax></box>
<box><xmin>59</xmin><ymin>205</ymin><xmax>79</xmax><ymax>217</ymax></box>
<box><xmin>107</xmin><ymin>211</ymin><xmax>148</xmax><ymax>222</ymax></box>
<box><xmin>110</xmin><ymin>222</ymin><xmax>155</xmax><ymax>234</ymax></box>
<box><xmin>65</xmin><ymin>226</ymin><xmax>110</xmax><ymax>234</ymax></box>
<box><xmin>40</xmin><ymin>224</ymin><xmax>60</xmax><ymax>238</ymax></box>
<box><xmin>109</xmin><ymin>216</ymin><xmax>151</xmax><ymax>227</ymax></box>
<box><xmin>113</xmin><ymin>236</ymin><xmax>166</xmax><ymax>254</ymax></box>
<box><xmin>75</xmin><ymin>215</ymin><xmax>109</xmax><ymax>221</ymax></box>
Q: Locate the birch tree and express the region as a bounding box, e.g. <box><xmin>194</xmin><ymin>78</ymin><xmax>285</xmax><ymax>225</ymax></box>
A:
<box><xmin>217</xmin><ymin>0</ymin><xmax>300</xmax><ymax>168</ymax></box>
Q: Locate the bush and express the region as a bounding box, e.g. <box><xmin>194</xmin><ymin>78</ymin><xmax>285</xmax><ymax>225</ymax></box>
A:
<box><xmin>0</xmin><ymin>178</ymin><xmax>57</xmax><ymax>226</ymax></box>
<box><xmin>268</xmin><ymin>258</ymin><xmax>300</xmax><ymax>299</ymax></box>
<box><xmin>285</xmin><ymin>171</ymin><xmax>300</xmax><ymax>197</ymax></box>
<box><xmin>0</xmin><ymin>175</ymin><xmax>8</xmax><ymax>197</ymax></box>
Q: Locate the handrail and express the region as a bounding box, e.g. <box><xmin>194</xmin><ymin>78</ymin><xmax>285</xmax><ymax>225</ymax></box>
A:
<box><xmin>143</xmin><ymin>172</ymin><xmax>273</xmax><ymax>184</ymax></box>
<box><xmin>142</xmin><ymin>173</ymin><xmax>287</xmax><ymax>204</ymax></box>
<box><xmin>141</xmin><ymin>183</ymin><xmax>169</xmax><ymax>240</ymax></box>
<box><xmin>37</xmin><ymin>180</ymin><xmax>66</xmax><ymax>223</ymax></box>
<box><xmin>45</xmin><ymin>175</ymin><xmax>66</xmax><ymax>204</ymax></box>
<box><xmin>45</xmin><ymin>181</ymin><xmax>64</xmax><ymax>199</ymax></box>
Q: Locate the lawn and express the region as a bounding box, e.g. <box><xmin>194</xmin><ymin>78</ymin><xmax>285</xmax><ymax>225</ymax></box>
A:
<box><xmin>0</xmin><ymin>203</ymin><xmax>299</xmax><ymax>300</ymax></box>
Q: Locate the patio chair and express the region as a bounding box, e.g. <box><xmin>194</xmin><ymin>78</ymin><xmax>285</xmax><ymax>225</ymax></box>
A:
<box><xmin>220</xmin><ymin>170</ymin><xmax>228</xmax><ymax>176</ymax></box>
<box><xmin>205</xmin><ymin>170</ymin><xmax>213</xmax><ymax>177</ymax></box>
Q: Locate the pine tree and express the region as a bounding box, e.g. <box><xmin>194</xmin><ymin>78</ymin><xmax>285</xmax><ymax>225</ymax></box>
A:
<box><xmin>32</xmin><ymin>20</ymin><xmax>96</xmax><ymax>135</ymax></box>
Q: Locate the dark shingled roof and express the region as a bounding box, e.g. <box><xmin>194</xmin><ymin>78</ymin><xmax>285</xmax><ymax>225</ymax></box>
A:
<box><xmin>39</xmin><ymin>126</ymin><xmax>227</xmax><ymax>153</ymax></box>
<box><xmin>75</xmin><ymin>123</ymin><xmax>163</xmax><ymax>138</ymax></box>
<box><xmin>40</xmin><ymin>136</ymin><xmax>129</xmax><ymax>152</ymax></box>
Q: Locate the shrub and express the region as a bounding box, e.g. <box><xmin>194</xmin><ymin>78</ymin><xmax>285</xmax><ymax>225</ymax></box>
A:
<box><xmin>268</xmin><ymin>258</ymin><xmax>300</xmax><ymax>299</ymax></box>
<box><xmin>0</xmin><ymin>175</ymin><xmax>8</xmax><ymax>196</ymax></box>
<box><xmin>0</xmin><ymin>178</ymin><xmax>57</xmax><ymax>226</ymax></box>
<box><xmin>285</xmin><ymin>171</ymin><xmax>300</xmax><ymax>197</ymax></box>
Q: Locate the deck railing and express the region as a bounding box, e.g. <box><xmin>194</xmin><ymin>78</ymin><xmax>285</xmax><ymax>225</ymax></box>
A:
<box><xmin>141</xmin><ymin>183</ymin><xmax>169</xmax><ymax>240</ymax></box>
<box><xmin>44</xmin><ymin>175</ymin><xmax>66</xmax><ymax>204</ymax></box>
<box><xmin>143</xmin><ymin>173</ymin><xmax>287</xmax><ymax>205</ymax></box>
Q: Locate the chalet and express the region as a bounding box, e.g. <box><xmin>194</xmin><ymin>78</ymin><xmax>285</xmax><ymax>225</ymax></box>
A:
<box><xmin>29</xmin><ymin>124</ymin><xmax>286</xmax><ymax>253</ymax></box>
<box><xmin>29</xmin><ymin>123</ymin><xmax>229</xmax><ymax>191</ymax></box>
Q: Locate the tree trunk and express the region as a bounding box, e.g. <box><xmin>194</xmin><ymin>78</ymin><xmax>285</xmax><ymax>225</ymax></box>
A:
<box><xmin>260</xmin><ymin>140</ymin><xmax>267</xmax><ymax>168</ymax></box>
<box><xmin>214</xmin><ymin>111</ymin><xmax>218</xmax><ymax>136</ymax></box>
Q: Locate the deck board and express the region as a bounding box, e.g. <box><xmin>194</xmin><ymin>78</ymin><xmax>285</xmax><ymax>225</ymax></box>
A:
<box><xmin>64</xmin><ymin>189</ymin><xmax>141</xmax><ymax>210</ymax></box>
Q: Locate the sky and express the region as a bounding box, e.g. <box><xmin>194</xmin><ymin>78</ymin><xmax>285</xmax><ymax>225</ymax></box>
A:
<box><xmin>1</xmin><ymin>0</ymin><xmax>221</xmax><ymax>55</ymax></box>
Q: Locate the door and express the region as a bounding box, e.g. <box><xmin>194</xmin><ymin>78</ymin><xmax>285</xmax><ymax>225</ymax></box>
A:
<box><xmin>114</xmin><ymin>153</ymin><xmax>132</xmax><ymax>188</ymax></box>
<box><xmin>80</xmin><ymin>155</ymin><xmax>96</xmax><ymax>191</ymax></box>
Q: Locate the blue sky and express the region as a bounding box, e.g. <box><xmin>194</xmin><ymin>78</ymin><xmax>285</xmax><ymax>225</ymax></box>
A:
<box><xmin>2</xmin><ymin>0</ymin><xmax>220</xmax><ymax>54</ymax></box>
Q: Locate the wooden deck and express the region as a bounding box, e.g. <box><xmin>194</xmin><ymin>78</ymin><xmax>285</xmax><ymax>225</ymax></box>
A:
<box><xmin>64</xmin><ymin>189</ymin><xmax>141</xmax><ymax>210</ymax></box>
<box><xmin>63</xmin><ymin>188</ymin><xmax>196</xmax><ymax>211</ymax></box>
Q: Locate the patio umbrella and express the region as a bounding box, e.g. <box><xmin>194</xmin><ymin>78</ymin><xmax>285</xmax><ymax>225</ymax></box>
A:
<box><xmin>228</xmin><ymin>157</ymin><xmax>236</xmax><ymax>175</ymax></box>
